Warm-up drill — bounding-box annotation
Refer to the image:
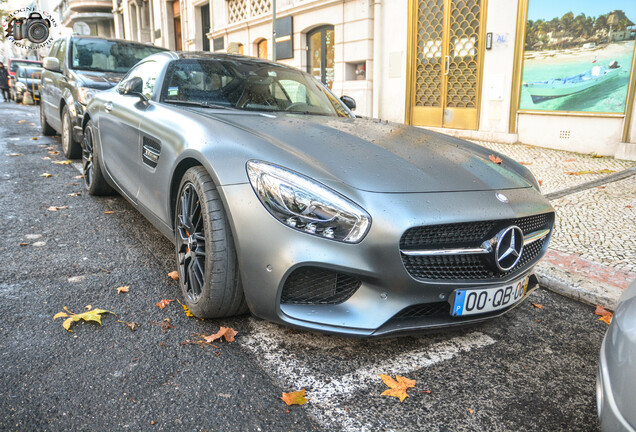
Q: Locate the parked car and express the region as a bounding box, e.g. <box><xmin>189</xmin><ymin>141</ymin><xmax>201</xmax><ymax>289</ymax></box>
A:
<box><xmin>82</xmin><ymin>52</ymin><xmax>555</xmax><ymax>336</ymax></box>
<box><xmin>7</xmin><ymin>58</ymin><xmax>42</xmax><ymax>87</ymax></box>
<box><xmin>10</xmin><ymin>65</ymin><xmax>42</xmax><ymax>103</ymax></box>
<box><xmin>597</xmin><ymin>278</ymin><xmax>636</xmax><ymax>431</ymax></box>
<box><xmin>39</xmin><ymin>35</ymin><xmax>167</xmax><ymax>158</ymax></box>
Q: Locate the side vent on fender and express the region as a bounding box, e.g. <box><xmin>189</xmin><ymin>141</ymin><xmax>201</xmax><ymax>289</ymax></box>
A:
<box><xmin>142</xmin><ymin>136</ymin><xmax>161</xmax><ymax>168</ymax></box>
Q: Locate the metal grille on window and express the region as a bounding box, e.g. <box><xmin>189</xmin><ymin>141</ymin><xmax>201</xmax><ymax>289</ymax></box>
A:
<box><xmin>415</xmin><ymin>0</ymin><xmax>444</xmax><ymax>107</ymax></box>
<box><xmin>227</xmin><ymin>0</ymin><xmax>272</xmax><ymax>24</ymax></box>
<box><xmin>446</xmin><ymin>0</ymin><xmax>480</xmax><ymax>108</ymax></box>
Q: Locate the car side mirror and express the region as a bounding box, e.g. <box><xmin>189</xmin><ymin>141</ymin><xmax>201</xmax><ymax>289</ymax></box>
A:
<box><xmin>43</xmin><ymin>57</ymin><xmax>60</xmax><ymax>73</ymax></box>
<box><xmin>340</xmin><ymin>95</ymin><xmax>356</xmax><ymax>111</ymax></box>
<box><xmin>119</xmin><ymin>76</ymin><xmax>147</xmax><ymax>101</ymax></box>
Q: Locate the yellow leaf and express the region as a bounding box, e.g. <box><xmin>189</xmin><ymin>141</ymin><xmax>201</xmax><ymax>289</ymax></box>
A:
<box><xmin>31</xmin><ymin>137</ymin><xmax>38</xmax><ymax>140</ymax></box>
<box><xmin>116</xmin><ymin>286</ymin><xmax>129</xmax><ymax>294</ymax></box>
<box><xmin>7</xmin><ymin>153</ymin><xmax>21</xmax><ymax>157</ymax></box>
<box><xmin>52</xmin><ymin>160</ymin><xmax>72</xmax><ymax>165</ymax></box>
<box><xmin>54</xmin><ymin>306</ymin><xmax>113</xmax><ymax>332</ymax></box>
<box><xmin>281</xmin><ymin>389</ymin><xmax>308</xmax><ymax>407</ymax></box>
<box><xmin>176</xmin><ymin>300</ymin><xmax>194</xmax><ymax>317</ymax></box>
<box><xmin>40</xmin><ymin>173</ymin><xmax>53</xmax><ymax>178</ymax></box>
<box><xmin>104</xmin><ymin>210</ymin><xmax>114</xmax><ymax>214</ymax></box>
<box><xmin>379</xmin><ymin>374</ymin><xmax>416</xmax><ymax>402</ymax></box>
<box><xmin>168</xmin><ymin>271</ymin><xmax>179</xmax><ymax>280</ymax></box>
<box><xmin>17</xmin><ymin>120</ymin><xmax>27</xmax><ymax>124</ymax></box>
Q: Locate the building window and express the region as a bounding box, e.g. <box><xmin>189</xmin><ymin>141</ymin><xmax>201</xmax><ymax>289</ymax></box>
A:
<box><xmin>257</xmin><ymin>39</ymin><xmax>267</xmax><ymax>59</ymax></box>
<box><xmin>307</xmin><ymin>25</ymin><xmax>335</xmax><ymax>89</ymax></box>
<box><xmin>173</xmin><ymin>0</ymin><xmax>182</xmax><ymax>50</ymax></box>
<box><xmin>238</xmin><ymin>43</ymin><xmax>244</xmax><ymax>55</ymax></box>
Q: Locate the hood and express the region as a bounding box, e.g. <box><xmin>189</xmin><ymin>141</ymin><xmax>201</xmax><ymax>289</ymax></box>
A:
<box><xmin>72</xmin><ymin>70</ymin><xmax>125</xmax><ymax>90</ymax></box>
<box><xmin>203</xmin><ymin>113</ymin><xmax>533</xmax><ymax>193</ymax></box>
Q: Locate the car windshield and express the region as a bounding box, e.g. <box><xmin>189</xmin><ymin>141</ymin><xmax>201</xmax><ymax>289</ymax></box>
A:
<box><xmin>161</xmin><ymin>58</ymin><xmax>351</xmax><ymax>117</ymax></box>
<box><xmin>18</xmin><ymin>67</ymin><xmax>42</xmax><ymax>78</ymax></box>
<box><xmin>70</xmin><ymin>39</ymin><xmax>166</xmax><ymax>73</ymax></box>
<box><xmin>11</xmin><ymin>61</ymin><xmax>40</xmax><ymax>73</ymax></box>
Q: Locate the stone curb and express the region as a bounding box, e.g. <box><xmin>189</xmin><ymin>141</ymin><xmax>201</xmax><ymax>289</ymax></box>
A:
<box><xmin>534</xmin><ymin>261</ymin><xmax>624</xmax><ymax>311</ymax></box>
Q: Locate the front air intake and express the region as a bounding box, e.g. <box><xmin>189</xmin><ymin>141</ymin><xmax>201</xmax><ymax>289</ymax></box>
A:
<box><xmin>280</xmin><ymin>267</ymin><xmax>361</xmax><ymax>305</ymax></box>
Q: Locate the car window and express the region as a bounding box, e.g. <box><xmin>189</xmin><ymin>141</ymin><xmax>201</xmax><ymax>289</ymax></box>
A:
<box><xmin>56</xmin><ymin>39</ymin><xmax>67</xmax><ymax>67</ymax></box>
<box><xmin>70</xmin><ymin>39</ymin><xmax>166</xmax><ymax>73</ymax></box>
<box><xmin>120</xmin><ymin>61</ymin><xmax>159</xmax><ymax>99</ymax></box>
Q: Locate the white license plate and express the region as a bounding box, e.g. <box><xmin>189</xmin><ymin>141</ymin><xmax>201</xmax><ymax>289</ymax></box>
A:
<box><xmin>450</xmin><ymin>276</ymin><xmax>529</xmax><ymax>317</ymax></box>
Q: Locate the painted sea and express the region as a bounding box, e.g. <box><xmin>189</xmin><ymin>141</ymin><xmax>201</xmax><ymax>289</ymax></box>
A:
<box><xmin>519</xmin><ymin>41</ymin><xmax>635</xmax><ymax>113</ymax></box>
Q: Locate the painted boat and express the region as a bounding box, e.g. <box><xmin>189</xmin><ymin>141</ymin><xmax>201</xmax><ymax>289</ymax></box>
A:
<box><xmin>523</xmin><ymin>62</ymin><xmax>621</xmax><ymax>103</ymax></box>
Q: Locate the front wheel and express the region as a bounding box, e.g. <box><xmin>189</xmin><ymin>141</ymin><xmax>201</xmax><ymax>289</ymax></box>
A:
<box><xmin>61</xmin><ymin>105</ymin><xmax>81</xmax><ymax>159</ymax></box>
<box><xmin>175</xmin><ymin>167</ymin><xmax>248</xmax><ymax>318</ymax></box>
<box><xmin>83</xmin><ymin>120</ymin><xmax>115</xmax><ymax>196</ymax></box>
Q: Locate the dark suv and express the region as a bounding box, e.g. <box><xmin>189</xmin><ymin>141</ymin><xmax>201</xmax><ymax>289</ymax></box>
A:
<box><xmin>40</xmin><ymin>35</ymin><xmax>167</xmax><ymax>158</ymax></box>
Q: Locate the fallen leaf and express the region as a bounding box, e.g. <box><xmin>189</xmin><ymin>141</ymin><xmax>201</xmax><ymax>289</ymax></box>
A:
<box><xmin>52</xmin><ymin>160</ymin><xmax>72</xmax><ymax>165</ymax></box>
<box><xmin>47</xmin><ymin>206</ymin><xmax>68</xmax><ymax>211</ymax></box>
<box><xmin>104</xmin><ymin>210</ymin><xmax>114</xmax><ymax>214</ymax></box>
<box><xmin>519</xmin><ymin>161</ymin><xmax>533</xmax><ymax>165</ymax></box>
<box><xmin>203</xmin><ymin>327</ymin><xmax>238</xmax><ymax>343</ymax></box>
<box><xmin>19</xmin><ymin>242</ymin><xmax>28</xmax><ymax>246</ymax></box>
<box><xmin>595</xmin><ymin>305</ymin><xmax>613</xmax><ymax>325</ymax></box>
<box><xmin>281</xmin><ymin>389</ymin><xmax>308</xmax><ymax>410</ymax></box>
<box><xmin>531</xmin><ymin>303</ymin><xmax>544</xmax><ymax>309</ymax></box>
<box><xmin>70</xmin><ymin>182</ymin><xmax>78</xmax><ymax>186</ymax></box>
<box><xmin>116</xmin><ymin>286</ymin><xmax>129</xmax><ymax>294</ymax></box>
<box><xmin>489</xmin><ymin>154</ymin><xmax>503</xmax><ymax>164</ymax></box>
<box><xmin>68</xmin><ymin>192</ymin><xmax>81</xmax><ymax>197</ymax></box>
<box><xmin>176</xmin><ymin>299</ymin><xmax>194</xmax><ymax>317</ymax></box>
<box><xmin>168</xmin><ymin>270</ymin><xmax>179</xmax><ymax>280</ymax></box>
<box><xmin>45</xmin><ymin>146</ymin><xmax>55</xmax><ymax>150</ymax></box>
<box><xmin>73</xmin><ymin>175</ymin><xmax>84</xmax><ymax>179</ymax></box>
<box><xmin>42</xmin><ymin>156</ymin><xmax>51</xmax><ymax>160</ymax></box>
<box><xmin>538</xmin><ymin>180</ymin><xmax>543</xmax><ymax>186</ymax></box>
<box><xmin>53</xmin><ymin>306</ymin><xmax>113</xmax><ymax>332</ymax></box>
<box><xmin>17</xmin><ymin>120</ymin><xmax>27</xmax><ymax>124</ymax></box>
<box><xmin>29</xmin><ymin>122</ymin><xmax>36</xmax><ymax>126</ymax></box>
<box><xmin>118</xmin><ymin>320</ymin><xmax>139</xmax><ymax>331</ymax></box>
<box><xmin>563</xmin><ymin>158</ymin><xmax>576</xmax><ymax>162</ymax></box>
<box><xmin>565</xmin><ymin>169</ymin><xmax>616</xmax><ymax>176</ymax></box>
<box><xmin>590</xmin><ymin>153</ymin><xmax>603</xmax><ymax>158</ymax></box>
<box><xmin>7</xmin><ymin>153</ymin><xmax>21</xmax><ymax>156</ymax></box>
<box><xmin>48</xmin><ymin>150</ymin><xmax>59</xmax><ymax>155</ymax></box>
<box><xmin>379</xmin><ymin>374</ymin><xmax>416</xmax><ymax>402</ymax></box>
<box><xmin>161</xmin><ymin>319</ymin><xmax>175</xmax><ymax>331</ymax></box>
<box><xmin>597</xmin><ymin>169</ymin><xmax>616</xmax><ymax>174</ymax></box>
<box><xmin>40</xmin><ymin>173</ymin><xmax>53</xmax><ymax>178</ymax></box>
<box><xmin>469</xmin><ymin>408</ymin><xmax>474</xmax><ymax>414</ymax></box>
<box><xmin>155</xmin><ymin>299</ymin><xmax>174</xmax><ymax>309</ymax></box>
<box><xmin>626</xmin><ymin>205</ymin><xmax>632</xmax><ymax>208</ymax></box>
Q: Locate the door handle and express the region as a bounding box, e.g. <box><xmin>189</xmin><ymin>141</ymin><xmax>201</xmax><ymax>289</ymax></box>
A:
<box><xmin>104</xmin><ymin>102</ymin><xmax>113</xmax><ymax>112</ymax></box>
<box><xmin>444</xmin><ymin>56</ymin><xmax>450</xmax><ymax>76</ymax></box>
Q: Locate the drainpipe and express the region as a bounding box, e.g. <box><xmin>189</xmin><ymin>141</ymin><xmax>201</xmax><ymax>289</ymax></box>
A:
<box><xmin>372</xmin><ymin>0</ymin><xmax>381</xmax><ymax>118</ymax></box>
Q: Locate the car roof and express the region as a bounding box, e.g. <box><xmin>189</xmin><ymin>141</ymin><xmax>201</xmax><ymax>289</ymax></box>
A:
<box><xmin>151</xmin><ymin>51</ymin><xmax>295</xmax><ymax>69</ymax></box>
<box><xmin>66</xmin><ymin>35</ymin><xmax>169</xmax><ymax>50</ymax></box>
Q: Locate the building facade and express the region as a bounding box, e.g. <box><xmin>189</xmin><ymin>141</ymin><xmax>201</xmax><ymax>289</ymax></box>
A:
<box><xmin>65</xmin><ymin>0</ymin><xmax>636</xmax><ymax>159</ymax></box>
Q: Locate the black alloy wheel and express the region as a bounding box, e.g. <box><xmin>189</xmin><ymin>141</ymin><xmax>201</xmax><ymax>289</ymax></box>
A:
<box><xmin>177</xmin><ymin>182</ymin><xmax>207</xmax><ymax>303</ymax></box>
<box><xmin>82</xmin><ymin>120</ymin><xmax>114</xmax><ymax>196</ymax></box>
<box><xmin>175</xmin><ymin>167</ymin><xmax>247</xmax><ymax>318</ymax></box>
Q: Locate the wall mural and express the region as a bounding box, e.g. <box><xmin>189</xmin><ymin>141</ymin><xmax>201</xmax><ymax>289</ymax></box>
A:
<box><xmin>520</xmin><ymin>1</ymin><xmax>636</xmax><ymax>113</ymax></box>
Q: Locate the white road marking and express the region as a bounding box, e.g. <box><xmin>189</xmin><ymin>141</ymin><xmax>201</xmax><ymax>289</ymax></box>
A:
<box><xmin>241</xmin><ymin>320</ymin><xmax>496</xmax><ymax>431</ymax></box>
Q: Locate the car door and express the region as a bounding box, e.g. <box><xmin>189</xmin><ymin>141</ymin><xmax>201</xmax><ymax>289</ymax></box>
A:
<box><xmin>41</xmin><ymin>39</ymin><xmax>61</xmax><ymax>125</ymax></box>
<box><xmin>97</xmin><ymin>60</ymin><xmax>158</xmax><ymax>201</ymax></box>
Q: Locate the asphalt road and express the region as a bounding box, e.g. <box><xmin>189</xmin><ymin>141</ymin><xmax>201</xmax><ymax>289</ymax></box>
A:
<box><xmin>0</xmin><ymin>103</ymin><xmax>608</xmax><ymax>431</ymax></box>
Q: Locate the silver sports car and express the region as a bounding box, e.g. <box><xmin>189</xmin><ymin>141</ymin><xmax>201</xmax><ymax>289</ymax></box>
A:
<box><xmin>597</xmin><ymin>278</ymin><xmax>636</xmax><ymax>431</ymax></box>
<box><xmin>83</xmin><ymin>52</ymin><xmax>554</xmax><ymax>336</ymax></box>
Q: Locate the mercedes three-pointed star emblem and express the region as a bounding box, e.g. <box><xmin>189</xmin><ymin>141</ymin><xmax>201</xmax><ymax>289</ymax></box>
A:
<box><xmin>493</xmin><ymin>226</ymin><xmax>524</xmax><ymax>271</ymax></box>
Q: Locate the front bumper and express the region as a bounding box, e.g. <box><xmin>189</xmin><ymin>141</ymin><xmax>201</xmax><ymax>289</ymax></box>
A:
<box><xmin>220</xmin><ymin>183</ymin><xmax>553</xmax><ymax>336</ymax></box>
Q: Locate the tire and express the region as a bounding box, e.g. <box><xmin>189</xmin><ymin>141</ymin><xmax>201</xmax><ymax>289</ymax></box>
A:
<box><xmin>175</xmin><ymin>166</ymin><xmax>248</xmax><ymax>318</ymax></box>
<box><xmin>61</xmin><ymin>105</ymin><xmax>81</xmax><ymax>159</ymax></box>
<box><xmin>82</xmin><ymin>120</ymin><xmax>115</xmax><ymax>196</ymax></box>
<box><xmin>40</xmin><ymin>101</ymin><xmax>56</xmax><ymax>135</ymax></box>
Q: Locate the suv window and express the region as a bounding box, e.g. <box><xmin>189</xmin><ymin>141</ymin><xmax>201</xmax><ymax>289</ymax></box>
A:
<box><xmin>120</xmin><ymin>61</ymin><xmax>159</xmax><ymax>99</ymax></box>
<box><xmin>56</xmin><ymin>39</ymin><xmax>67</xmax><ymax>67</ymax></box>
<box><xmin>70</xmin><ymin>38</ymin><xmax>166</xmax><ymax>73</ymax></box>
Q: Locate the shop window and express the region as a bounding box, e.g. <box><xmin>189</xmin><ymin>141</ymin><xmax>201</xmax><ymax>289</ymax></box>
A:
<box><xmin>306</xmin><ymin>25</ymin><xmax>334</xmax><ymax>89</ymax></box>
<box><xmin>257</xmin><ymin>39</ymin><xmax>267</xmax><ymax>59</ymax></box>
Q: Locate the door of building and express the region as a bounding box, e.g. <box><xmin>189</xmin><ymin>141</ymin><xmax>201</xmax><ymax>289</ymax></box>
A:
<box><xmin>173</xmin><ymin>1</ymin><xmax>182</xmax><ymax>50</ymax></box>
<box><xmin>407</xmin><ymin>0</ymin><xmax>485</xmax><ymax>130</ymax></box>
<box><xmin>201</xmin><ymin>3</ymin><xmax>210</xmax><ymax>51</ymax></box>
<box><xmin>307</xmin><ymin>26</ymin><xmax>334</xmax><ymax>89</ymax></box>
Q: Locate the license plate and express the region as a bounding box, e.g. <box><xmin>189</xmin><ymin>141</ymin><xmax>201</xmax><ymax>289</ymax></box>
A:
<box><xmin>450</xmin><ymin>276</ymin><xmax>529</xmax><ymax>317</ymax></box>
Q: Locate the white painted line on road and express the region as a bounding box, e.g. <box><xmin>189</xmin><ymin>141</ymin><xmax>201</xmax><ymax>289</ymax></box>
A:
<box><xmin>241</xmin><ymin>320</ymin><xmax>496</xmax><ymax>431</ymax></box>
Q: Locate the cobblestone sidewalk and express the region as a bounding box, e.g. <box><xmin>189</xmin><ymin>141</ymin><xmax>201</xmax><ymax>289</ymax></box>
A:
<box><xmin>477</xmin><ymin>141</ymin><xmax>636</xmax><ymax>309</ymax></box>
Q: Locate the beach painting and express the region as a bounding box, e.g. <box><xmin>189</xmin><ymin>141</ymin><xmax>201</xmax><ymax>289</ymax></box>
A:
<box><xmin>520</xmin><ymin>0</ymin><xmax>636</xmax><ymax>113</ymax></box>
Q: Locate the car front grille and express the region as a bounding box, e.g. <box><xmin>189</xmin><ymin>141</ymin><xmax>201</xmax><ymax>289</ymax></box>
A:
<box><xmin>280</xmin><ymin>267</ymin><xmax>361</xmax><ymax>305</ymax></box>
<box><xmin>400</xmin><ymin>213</ymin><xmax>553</xmax><ymax>282</ymax></box>
<box><xmin>392</xmin><ymin>302</ymin><xmax>451</xmax><ymax>319</ymax></box>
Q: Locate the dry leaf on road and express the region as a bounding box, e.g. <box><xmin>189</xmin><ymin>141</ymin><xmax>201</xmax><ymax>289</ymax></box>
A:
<box><xmin>595</xmin><ymin>305</ymin><xmax>613</xmax><ymax>325</ymax></box>
<box><xmin>116</xmin><ymin>286</ymin><xmax>129</xmax><ymax>294</ymax></box>
<box><xmin>104</xmin><ymin>210</ymin><xmax>114</xmax><ymax>214</ymax></box>
<box><xmin>73</xmin><ymin>175</ymin><xmax>84</xmax><ymax>179</ymax></box>
<box><xmin>168</xmin><ymin>270</ymin><xmax>179</xmax><ymax>280</ymax></box>
<box><xmin>118</xmin><ymin>320</ymin><xmax>139</xmax><ymax>331</ymax></box>
<box><xmin>281</xmin><ymin>389</ymin><xmax>308</xmax><ymax>411</ymax></box>
<box><xmin>52</xmin><ymin>160</ymin><xmax>72</xmax><ymax>165</ymax></box>
<box><xmin>47</xmin><ymin>206</ymin><xmax>68</xmax><ymax>211</ymax></box>
<box><xmin>489</xmin><ymin>154</ymin><xmax>503</xmax><ymax>164</ymax></box>
<box><xmin>531</xmin><ymin>303</ymin><xmax>544</xmax><ymax>309</ymax></box>
<box><xmin>203</xmin><ymin>327</ymin><xmax>238</xmax><ymax>343</ymax></box>
<box><xmin>40</xmin><ymin>173</ymin><xmax>53</xmax><ymax>178</ymax></box>
<box><xmin>155</xmin><ymin>299</ymin><xmax>174</xmax><ymax>309</ymax></box>
<box><xmin>69</xmin><ymin>192</ymin><xmax>82</xmax><ymax>197</ymax></box>
<box><xmin>379</xmin><ymin>374</ymin><xmax>416</xmax><ymax>402</ymax></box>
<box><xmin>7</xmin><ymin>153</ymin><xmax>21</xmax><ymax>156</ymax></box>
<box><xmin>176</xmin><ymin>299</ymin><xmax>194</xmax><ymax>317</ymax></box>
<box><xmin>53</xmin><ymin>306</ymin><xmax>113</xmax><ymax>332</ymax></box>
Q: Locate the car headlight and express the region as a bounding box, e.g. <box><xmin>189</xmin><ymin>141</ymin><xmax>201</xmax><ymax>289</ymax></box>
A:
<box><xmin>77</xmin><ymin>87</ymin><xmax>99</xmax><ymax>105</ymax></box>
<box><xmin>247</xmin><ymin>160</ymin><xmax>371</xmax><ymax>243</ymax></box>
